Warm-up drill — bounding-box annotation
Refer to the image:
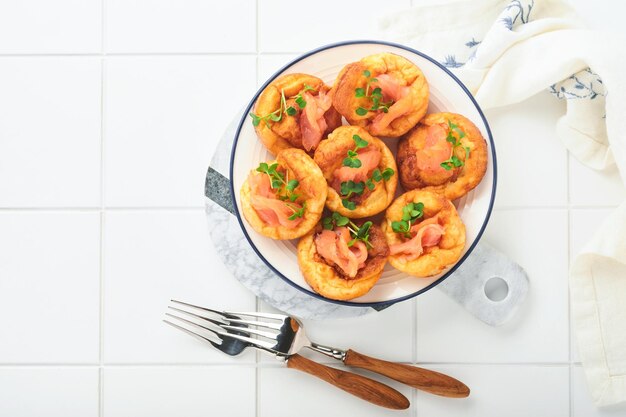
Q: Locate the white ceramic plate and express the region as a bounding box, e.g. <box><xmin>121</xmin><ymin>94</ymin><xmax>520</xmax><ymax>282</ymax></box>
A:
<box><xmin>230</xmin><ymin>41</ymin><xmax>496</xmax><ymax>306</ymax></box>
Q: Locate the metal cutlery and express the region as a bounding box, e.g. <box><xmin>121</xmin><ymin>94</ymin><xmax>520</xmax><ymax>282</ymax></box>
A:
<box><xmin>164</xmin><ymin>300</ymin><xmax>409</xmax><ymax>410</ymax></box>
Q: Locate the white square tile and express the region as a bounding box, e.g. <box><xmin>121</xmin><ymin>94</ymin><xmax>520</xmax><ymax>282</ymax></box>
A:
<box><xmin>485</xmin><ymin>91</ymin><xmax>568</xmax><ymax>208</ymax></box>
<box><xmin>258</xmin><ymin>0</ymin><xmax>411</xmax><ymax>53</ymax></box>
<box><xmin>0</xmin><ymin>368</ymin><xmax>99</xmax><ymax>417</ymax></box>
<box><xmin>569</xmin><ymin>155</ymin><xmax>625</xmax><ymax>207</ymax></box>
<box><xmin>0</xmin><ymin>212</ymin><xmax>100</xmax><ymax>363</ymax></box>
<box><xmin>103</xmin><ymin>210</ymin><xmax>257</xmax><ymax>363</ymax></box>
<box><xmin>106</xmin><ymin>0</ymin><xmax>255</xmax><ymax>53</ymax></box>
<box><xmin>416</xmin><ymin>365</ymin><xmax>569</xmax><ymax>417</ymax></box>
<box><xmin>257</xmin><ymin>54</ymin><xmax>298</xmax><ymax>87</ymax></box>
<box><xmin>258</xmin><ymin>367</ymin><xmax>413</xmax><ymax>417</ymax></box>
<box><xmin>103</xmin><ymin>367</ymin><xmax>255</xmax><ymax>417</ymax></box>
<box><xmin>0</xmin><ymin>0</ymin><xmax>101</xmax><ymax>53</ymax></box>
<box><xmin>569</xmin><ymin>208</ymin><xmax>614</xmax><ymax>363</ymax></box>
<box><xmin>571</xmin><ymin>365</ymin><xmax>626</xmax><ymax>416</ymax></box>
<box><xmin>417</xmin><ymin>209</ymin><xmax>569</xmax><ymax>363</ymax></box>
<box><xmin>104</xmin><ymin>57</ymin><xmax>256</xmax><ymax>207</ymax></box>
<box><xmin>260</xmin><ymin>299</ymin><xmax>414</xmax><ymax>363</ymax></box>
<box><xmin>0</xmin><ymin>58</ymin><xmax>101</xmax><ymax>207</ymax></box>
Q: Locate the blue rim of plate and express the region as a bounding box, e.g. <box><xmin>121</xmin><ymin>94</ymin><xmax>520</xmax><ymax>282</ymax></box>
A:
<box><xmin>229</xmin><ymin>40</ymin><xmax>497</xmax><ymax>308</ymax></box>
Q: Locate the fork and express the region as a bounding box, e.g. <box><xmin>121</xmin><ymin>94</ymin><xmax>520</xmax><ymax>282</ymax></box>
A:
<box><xmin>165</xmin><ymin>300</ymin><xmax>469</xmax><ymax>399</ymax></box>
<box><xmin>164</xmin><ymin>300</ymin><xmax>410</xmax><ymax>410</ymax></box>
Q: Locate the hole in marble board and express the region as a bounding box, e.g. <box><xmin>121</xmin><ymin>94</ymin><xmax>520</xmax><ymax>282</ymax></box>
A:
<box><xmin>484</xmin><ymin>276</ymin><xmax>509</xmax><ymax>302</ymax></box>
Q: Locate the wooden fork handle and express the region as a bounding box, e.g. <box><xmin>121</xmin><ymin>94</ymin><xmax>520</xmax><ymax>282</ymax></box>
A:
<box><xmin>286</xmin><ymin>354</ymin><xmax>409</xmax><ymax>410</ymax></box>
<box><xmin>344</xmin><ymin>349</ymin><xmax>470</xmax><ymax>398</ymax></box>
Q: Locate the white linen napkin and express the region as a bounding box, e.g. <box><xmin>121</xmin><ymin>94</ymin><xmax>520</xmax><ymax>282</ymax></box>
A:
<box><xmin>379</xmin><ymin>0</ymin><xmax>626</xmax><ymax>406</ymax></box>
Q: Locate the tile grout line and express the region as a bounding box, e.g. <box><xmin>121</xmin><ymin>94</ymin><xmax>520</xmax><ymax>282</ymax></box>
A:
<box><xmin>99</xmin><ymin>1</ymin><xmax>107</xmax><ymax>416</ymax></box>
<box><xmin>566</xmin><ymin>155</ymin><xmax>572</xmax><ymax>417</ymax></box>
<box><xmin>0</xmin><ymin>204</ymin><xmax>620</xmax><ymax>213</ymax></box>
<box><xmin>255</xmin><ymin>2</ymin><xmax>260</xmax><ymax>416</ymax></box>
<box><xmin>0</xmin><ymin>362</ymin><xmax>575</xmax><ymax>368</ymax></box>
<box><xmin>412</xmin><ymin>298</ymin><xmax>418</xmax><ymax>417</ymax></box>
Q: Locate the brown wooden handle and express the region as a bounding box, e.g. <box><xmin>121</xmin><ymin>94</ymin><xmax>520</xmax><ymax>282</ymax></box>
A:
<box><xmin>286</xmin><ymin>354</ymin><xmax>409</xmax><ymax>410</ymax></box>
<box><xmin>344</xmin><ymin>349</ymin><xmax>470</xmax><ymax>398</ymax></box>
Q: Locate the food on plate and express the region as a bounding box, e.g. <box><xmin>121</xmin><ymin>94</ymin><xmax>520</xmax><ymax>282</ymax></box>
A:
<box><xmin>297</xmin><ymin>212</ymin><xmax>389</xmax><ymax>300</ymax></box>
<box><xmin>240</xmin><ymin>148</ymin><xmax>327</xmax><ymax>240</ymax></box>
<box><xmin>314</xmin><ymin>126</ymin><xmax>397</xmax><ymax>218</ymax></box>
<box><xmin>382</xmin><ymin>190</ymin><xmax>465</xmax><ymax>277</ymax></box>
<box><xmin>332</xmin><ymin>52</ymin><xmax>429</xmax><ymax>138</ymax></box>
<box><xmin>249</xmin><ymin>73</ymin><xmax>342</xmax><ymax>155</ymax></box>
<box><xmin>397</xmin><ymin>112</ymin><xmax>488</xmax><ymax>200</ymax></box>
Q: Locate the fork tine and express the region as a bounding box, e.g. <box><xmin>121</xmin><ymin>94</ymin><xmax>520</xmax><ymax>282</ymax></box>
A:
<box><xmin>166</xmin><ymin>312</ymin><xmax>277</xmax><ymax>351</ymax></box>
<box><xmin>170</xmin><ymin>300</ymin><xmax>284</xmax><ymax>330</ymax></box>
<box><xmin>221</xmin><ymin>317</ymin><xmax>283</xmax><ymax>330</ymax></box>
<box><xmin>224</xmin><ymin>311</ymin><xmax>287</xmax><ymax>320</ymax></box>
<box><xmin>168</xmin><ymin>307</ymin><xmax>278</xmax><ymax>339</ymax></box>
<box><xmin>163</xmin><ymin>319</ymin><xmax>220</xmax><ymax>345</ymax></box>
<box><xmin>220</xmin><ymin>324</ymin><xmax>277</xmax><ymax>340</ymax></box>
<box><xmin>165</xmin><ymin>313</ymin><xmax>222</xmax><ymax>337</ymax></box>
<box><xmin>170</xmin><ymin>299</ymin><xmax>234</xmax><ymax>319</ymax></box>
<box><xmin>168</xmin><ymin>306</ymin><xmax>227</xmax><ymax>327</ymax></box>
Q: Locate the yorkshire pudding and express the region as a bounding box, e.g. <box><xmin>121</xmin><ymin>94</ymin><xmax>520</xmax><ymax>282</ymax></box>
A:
<box><xmin>251</xmin><ymin>73</ymin><xmax>342</xmax><ymax>155</ymax></box>
<box><xmin>382</xmin><ymin>190</ymin><xmax>465</xmax><ymax>277</ymax></box>
<box><xmin>332</xmin><ymin>53</ymin><xmax>428</xmax><ymax>138</ymax></box>
<box><xmin>313</xmin><ymin>125</ymin><xmax>397</xmax><ymax>218</ymax></box>
<box><xmin>397</xmin><ymin>112</ymin><xmax>488</xmax><ymax>200</ymax></box>
<box><xmin>240</xmin><ymin>148</ymin><xmax>327</xmax><ymax>240</ymax></box>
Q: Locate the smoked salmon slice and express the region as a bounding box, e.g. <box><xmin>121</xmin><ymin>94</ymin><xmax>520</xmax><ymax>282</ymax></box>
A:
<box><xmin>248</xmin><ymin>173</ymin><xmax>303</xmax><ymax>228</ymax></box>
<box><xmin>370</xmin><ymin>74</ymin><xmax>412</xmax><ymax>134</ymax></box>
<box><xmin>415</xmin><ymin>123</ymin><xmax>454</xmax><ymax>177</ymax></box>
<box><xmin>300</xmin><ymin>90</ymin><xmax>332</xmax><ymax>151</ymax></box>
<box><xmin>373</xmin><ymin>74</ymin><xmax>411</xmax><ymax>102</ymax></box>
<box><xmin>315</xmin><ymin>226</ymin><xmax>367</xmax><ymax>278</ymax></box>
<box><xmin>333</xmin><ymin>148</ymin><xmax>382</xmax><ymax>184</ymax></box>
<box><xmin>389</xmin><ymin>217</ymin><xmax>444</xmax><ymax>261</ymax></box>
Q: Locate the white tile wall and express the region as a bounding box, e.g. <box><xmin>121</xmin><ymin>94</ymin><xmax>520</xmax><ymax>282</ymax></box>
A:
<box><xmin>0</xmin><ymin>0</ymin><xmax>101</xmax><ymax>54</ymax></box>
<box><xmin>258</xmin><ymin>366</ymin><xmax>414</xmax><ymax>417</ymax></box>
<box><xmin>104</xmin><ymin>56</ymin><xmax>256</xmax><ymax>207</ymax></box>
<box><xmin>103</xmin><ymin>367</ymin><xmax>255</xmax><ymax>417</ymax></box>
<box><xmin>0</xmin><ymin>58</ymin><xmax>102</xmax><ymax>207</ymax></box>
<box><xmin>105</xmin><ymin>0</ymin><xmax>256</xmax><ymax>53</ymax></box>
<box><xmin>417</xmin><ymin>209</ymin><xmax>569</xmax><ymax>363</ymax></box>
<box><xmin>103</xmin><ymin>210</ymin><xmax>256</xmax><ymax>363</ymax></box>
<box><xmin>258</xmin><ymin>0</ymin><xmax>411</xmax><ymax>53</ymax></box>
<box><xmin>1</xmin><ymin>1</ymin><xmax>625</xmax><ymax>416</ymax></box>
<box><xmin>416</xmin><ymin>365</ymin><xmax>570</xmax><ymax>417</ymax></box>
<box><xmin>0</xmin><ymin>212</ymin><xmax>100</xmax><ymax>363</ymax></box>
<box><xmin>0</xmin><ymin>368</ymin><xmax>99</xmax><ymax>417</ymax></box>
<box><xmin>485</xmin><ymin>91</ymin><xmax>568</xmax><ymax>209</ymax></box>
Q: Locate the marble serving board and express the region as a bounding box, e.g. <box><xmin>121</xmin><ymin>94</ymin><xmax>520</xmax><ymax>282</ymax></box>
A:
<box><xmin>205</xmin><ymin>112</ymin><xmax>529</xmax><ymax>321</ymax></box>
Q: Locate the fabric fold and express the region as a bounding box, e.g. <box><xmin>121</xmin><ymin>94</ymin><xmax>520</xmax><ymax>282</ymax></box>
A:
<box><xmin>380</xmin><ymin>0</ymin><xmax>626</xmax><ymax>406</ymax></box>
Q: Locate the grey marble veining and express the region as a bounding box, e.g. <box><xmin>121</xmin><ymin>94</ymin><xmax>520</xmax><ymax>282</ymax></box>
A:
<box><xmin>204</xmin><ymin>199</ymin><xmax>372</xmax><ymax>320</ymax></box>
<box><xmin>438</xmin><ymin>242</ymin><xmax>529</xmax><ymax>326</ymax></box>
<box><xmin>204</xmin><ymin>112</ymin><xmax>529</xmax><ymax>323</ymax></box>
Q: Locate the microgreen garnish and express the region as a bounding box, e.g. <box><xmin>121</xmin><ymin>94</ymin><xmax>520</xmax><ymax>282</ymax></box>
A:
<box><xmin>338</xmin><ymin>137</ymin><xmax>395</xmax><ymax>211</ymax></box>
<box><xmin>255</xmin><ymin>162</ymin><xmax>302</xmax><ymax>207</ymax></box>
<box><xmin>250</xmin><ymin>85</ymin><xmax>316</xmax><ymax>127</ymax></box>
<box><xmin>391</xmin><ymin>202</ymin><xmax>424</xmax><ymax>238</ymax></box>
<box><xmin>287</xmin><ymin>202</ymin><xmax>306</xmax><ymax>220</ymax></box>
<box><xmin>440</xmin><ymin>120</ymin><xmax>471</xmax><ymax>171</ymax></box>
<box><xmin>322</xmin><ymin>212</ymin><xmax>373</xmax><ymax>249</ymax></box>
<box><xmin>354</xmin><ymin>70</ymin><xmax>394</xmax><ymax>116</ymax></box>
<box><xmin>340</xmin><ymin>180</ymin><xmax>365</xmax><ymax>198</ymax></box>
<box><xmin>342</xmin><ymin>134</ymin><xmax>369</xmax><ymax>168</ymax></box>
<box><xmin>322</xmin><ymin>211</ymin><xmax>350</xmax><ymax>229</ymax></box>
